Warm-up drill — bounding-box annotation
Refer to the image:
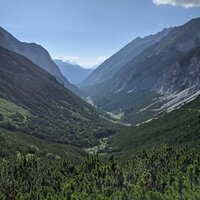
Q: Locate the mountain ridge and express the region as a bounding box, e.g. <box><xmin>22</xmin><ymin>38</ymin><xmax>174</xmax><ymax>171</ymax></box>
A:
<box><xmin>82</xmin><ymin>27</ymin><xmax>172</xmax><ymax>87</ymax></box>
<box><xmin>0</xmin><ymin>26</ymin><xmax>83</xmax><ymax>96</ymax></box>
<box><xmin>81</xmin><ymin>18</ymin><xmax>200</xmax><ymax>124</ymax></box>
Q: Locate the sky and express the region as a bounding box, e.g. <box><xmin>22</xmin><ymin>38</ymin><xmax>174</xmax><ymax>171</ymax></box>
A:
<box><xmin>0</xmin><ymin>0</ymin><xmax>200</xmax><ymax>68</ymax></box>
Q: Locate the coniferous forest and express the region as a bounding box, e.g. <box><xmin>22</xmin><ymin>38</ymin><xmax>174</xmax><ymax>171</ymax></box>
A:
<box><xmin>1</xmin><ymin>146</ymin><xmax>200</xmax><ymax>199</ymax></box>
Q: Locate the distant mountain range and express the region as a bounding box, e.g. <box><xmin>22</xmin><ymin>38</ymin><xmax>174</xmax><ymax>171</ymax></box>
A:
<box><xmin>54</xmin><ymin>59</ymin><xmax>93</xmax><ymax>85</ymax></box>
<box><xmin>81</xmin><ymin>18</ymin><xmax>200</xmax><ymax>124</ymax></box>
<box><xmin>0</xmin><ymin>27</ymin><xmax>83</xmax><ymax>97</ymax></box>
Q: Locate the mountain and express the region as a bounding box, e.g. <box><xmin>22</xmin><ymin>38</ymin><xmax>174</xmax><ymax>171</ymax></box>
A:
<box><xmin>105</xmin><ymin>94</ymin><xmax>200</xmax><ymax>159</ymax></box>
<box><xmin>1</xmin><ymin>22</ymin><xmax>200</xmax><ymax>200</ymax></box>
<box><xmin>81</xmin><ymin>18</ymin><xmax>200</xmax><ymax>124</ymax></box>
<box><xmin>0</xmin><ymin>46</ymin><xmax>117</xmax><ymax>153</ymax></box>
<box><xmin>54</xmin><ymin>59</ymin><xmax>93</xmax><ymax>85</ymax></box>
<box><xmin>1</xmin><ymin>47</ymin><xmax>200</xmax><ymax>200</ymax></box>
<box><xmin>82</xmin><ymin>27</ymin><xmax>172</xmax><ymax>87</ymax></box>
<box><xmin>0</xmin><ymin>27</ymin><xmax>83</xmax><ymax>96</ymax></box>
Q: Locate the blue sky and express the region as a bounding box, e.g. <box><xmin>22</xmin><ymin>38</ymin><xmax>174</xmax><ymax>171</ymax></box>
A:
<box><xmin>0</xmin><ymin>0</ymin><xmax>200</xmax><ymax>68</ymax></box>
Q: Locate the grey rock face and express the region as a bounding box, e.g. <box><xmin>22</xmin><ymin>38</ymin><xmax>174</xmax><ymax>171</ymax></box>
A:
<box><xmin>82</xmin><ymin>28</ymin><xmax>172</xmax><ymax>87</ymax></box>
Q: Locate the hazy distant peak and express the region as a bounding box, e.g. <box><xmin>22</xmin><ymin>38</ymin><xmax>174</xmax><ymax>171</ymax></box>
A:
<box><xmin>54</xmin><ymin>59</ymin><xmax>93</xmax><ymax>85</ymax></box>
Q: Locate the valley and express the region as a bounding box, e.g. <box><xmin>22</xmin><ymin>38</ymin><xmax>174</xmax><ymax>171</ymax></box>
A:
<box><xmin>81</xmin><ymin>19</ymin><xmax>200</xmax><ymax>124</ymax></box>
<box><xmin>0</xmin><ymin>7</ymin><xmax>200</xmax><ymax>199</ymax></box>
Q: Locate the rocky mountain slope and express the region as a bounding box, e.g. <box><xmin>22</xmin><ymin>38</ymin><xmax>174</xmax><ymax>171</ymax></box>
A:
<box><xmin>54</xmin><ymin>59</ymin><xmax>93</xmax><ymax>85</ymax></box>
<box><xmin>81</xmin><ymin>18</ymin><xmax>200</xmax><ymax>124</ymax></box>
<box><xmin>0</xmin><ymin>27</ymin><xmax>83</xmax><ymax>96</ymax></box>
<box><xmin>82</xmin><ymin>27</ymin><xmax>172</xmax><ymax>87</ymax></box>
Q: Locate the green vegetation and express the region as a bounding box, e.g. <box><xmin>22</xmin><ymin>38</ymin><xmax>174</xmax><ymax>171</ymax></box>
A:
<box><xmin>0</xmin><ymin>98</ymin><xmax>31</xmax><ymax>127</ymax></box>
<box><xmin>0</xmin><ymin>47</ymin><xmax>119</xmax><ymax>149</ymax></box>
<box><xmin>106</xmin><ymin>96</ymin><xmax>200</xmax><ymax>159</ymax></box>
<box><xmin>1</xmin><ymin>146</ymin><xmax>200</xmax><ymax>199</ymax></box>
<box><xmin>1</xmin><ymin>38</ymin><xmax>200</xmax><ymax>199</ymax></box>
<box><xmin>0</xmin><ymin>128</ymin><xmax>85</xmax><ymax>161</ymax></box>
<box><xmin>2</xmin><ymin>94</ymin><xmax>200</xmax><ymax>199</ymax></box>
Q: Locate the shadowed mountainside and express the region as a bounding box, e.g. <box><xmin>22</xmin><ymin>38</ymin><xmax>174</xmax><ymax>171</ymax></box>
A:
<box><xmin>0</xmin><ymin>27</ymin><xmax>83</xmax><ymax>96</ymax></box>
<box><xmin>0</xmin><ymin>46</ymin><xmax>118</xmax><ymax>149</ymax></box>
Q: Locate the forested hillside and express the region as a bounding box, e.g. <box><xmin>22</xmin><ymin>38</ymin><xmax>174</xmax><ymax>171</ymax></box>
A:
<box><xmin>1</xmin><ymin>146</ymin><xmax>200</xmax><ymax>199</ymax></box>
<box><xmin>105</xmin><ymin>95</ymin><xmax>200</xmax><ymax>159</ymax></box>
<box><xmin>0</xmin><ymin>47</ymin><xmax>118</xmax><ymax>151</ymax></box>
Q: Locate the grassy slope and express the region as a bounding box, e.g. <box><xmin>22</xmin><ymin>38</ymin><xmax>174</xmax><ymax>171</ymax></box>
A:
<box><xmin>106</xmin><ymin>96</ymin><xmax>200</xmax><ymax>159</ymax></box>
<box><xmin>0</xmin><ymin>128</ymin><xmax>85</xmax><ymax>162</ymax></box>
<box><xmin>0</xmin><ymin>98</ymin><xmax>31</xmax><ymax>126</ymax></box>
<box><xmin>0</xmin><ymin>97</ymin><xmax>85</xmax><ymax>161</ymax></box>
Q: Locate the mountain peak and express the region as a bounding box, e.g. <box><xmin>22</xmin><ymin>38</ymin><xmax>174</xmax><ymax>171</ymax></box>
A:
<box><xmin>82</xmin><ymin>26</ymin><xmax>172</xmax><ymax>87</ymax></box>
<box><xmin>179</xmin><ymin>17</ymin><xmax>200</xmax><ymax>31</ymax></box>
<box><xmin>54</xmin><ymin>59</ymin><xmax>93</xmax><ymax>85</ymax></box>
<box><xmin>187</xmin><ymin>17</ymin><xmax>200</xmax><ymax>24</ymax></box>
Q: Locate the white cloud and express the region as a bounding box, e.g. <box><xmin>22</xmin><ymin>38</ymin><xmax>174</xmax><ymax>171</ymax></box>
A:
<box><xmin>53</xmin><ymin>55</ymin><xmax>108</xmax><ymax>69</ymax></box>
<box><xmin>96</xmin><ymin>56</ymin><xmax>108</xmax><ymax>63</ymax></box>
<box><xmin>54</xmin><ymin>55</ymin><xmax>79</xmax><ymax>65</ymax></box>
<box><xmin>153</xmin><ymin>0</ymin><xmax>200</xmax><ymax>8</ymax></box>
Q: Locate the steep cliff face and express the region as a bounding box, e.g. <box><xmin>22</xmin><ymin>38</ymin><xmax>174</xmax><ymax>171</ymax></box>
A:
<box><xmin>116</xmin><ymin>48</ymin><xmax>200</xmax><ymax>95</ymax></box>
<box><xmin>156</xmin><ymin>48</ymin><xmax>200</xmax><ymax>94</ymax></box>
<box><xmin>0</xmin><ymin>27</ymin><xmax>83</xmax><ymax>96</ymax></box>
